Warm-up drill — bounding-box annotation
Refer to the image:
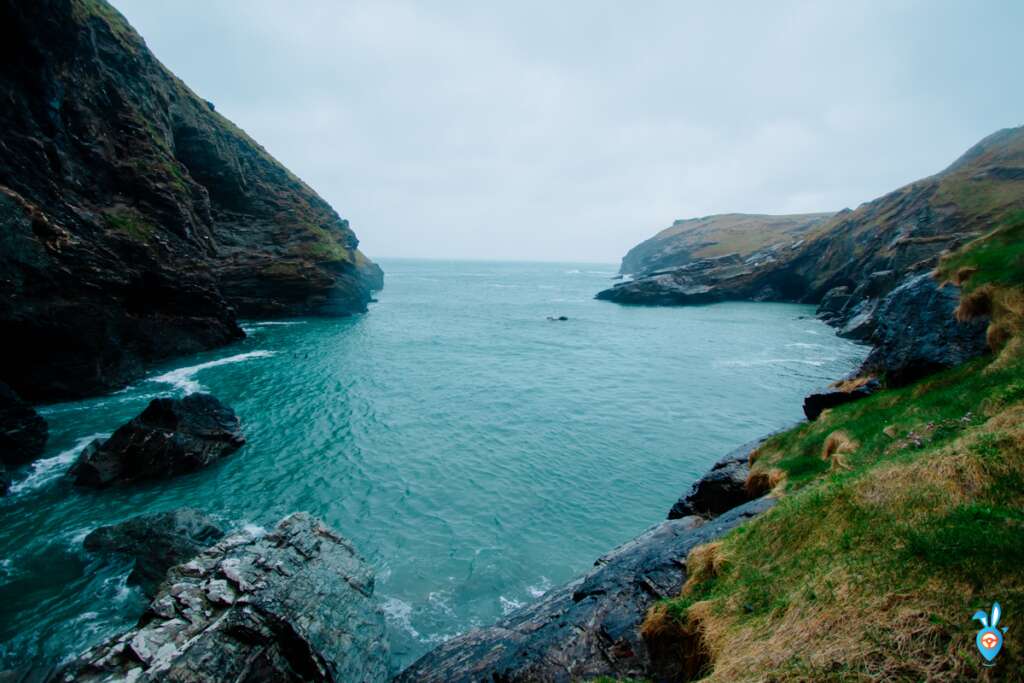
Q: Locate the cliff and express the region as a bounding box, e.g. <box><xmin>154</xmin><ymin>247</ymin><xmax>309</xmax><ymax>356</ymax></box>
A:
<box><xmin>598</xmin><ymin>125</ymin><xmax>1024</xmax><ymax>332</ymax></box>
<box><xmin>619</xmin><ymin>212</ymin><xmax>833</xmax><ymax>276</ymax></box>
<box><xmin>0</xmin><ymin>0</ymin><xmax>382</xmax><ymax>402</ymax></box>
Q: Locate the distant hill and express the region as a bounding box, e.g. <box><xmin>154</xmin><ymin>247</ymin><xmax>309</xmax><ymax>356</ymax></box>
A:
<box><xmin>619</xmin><ymin>212</ymin><xmax>833</xmax><ymax>276</ymax></box>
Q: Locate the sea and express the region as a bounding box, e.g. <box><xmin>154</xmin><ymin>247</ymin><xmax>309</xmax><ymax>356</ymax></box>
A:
<box><xmin>0</xmin><ymin>259</ymin><xmax>867</xmax><ymax>672</ymax></box>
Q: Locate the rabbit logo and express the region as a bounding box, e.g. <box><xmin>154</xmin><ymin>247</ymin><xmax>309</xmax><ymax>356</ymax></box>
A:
<box><xmin>972</xmin><ymin>602</ymin><xmax>1007</xmax><ymax>665</ymax></box>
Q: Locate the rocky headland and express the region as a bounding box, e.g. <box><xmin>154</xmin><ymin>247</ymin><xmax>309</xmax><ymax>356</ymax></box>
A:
<box><xmin>0</xmin><ymin>0</ymin><xmax>382</xmax><ymax>405</ymax></box>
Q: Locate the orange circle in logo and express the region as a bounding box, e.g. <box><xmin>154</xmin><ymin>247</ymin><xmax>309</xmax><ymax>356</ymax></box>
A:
<box><xmin>981</xmin><ymin>633</ymin><xmax>999</xmax><ymax>649</ymax></box>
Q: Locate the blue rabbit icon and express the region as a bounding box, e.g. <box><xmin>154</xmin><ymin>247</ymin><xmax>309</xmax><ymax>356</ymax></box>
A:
<box><xmin>973</xmin><ymin>602</ymin><xmax>1007</xmax><ymax>665</ymax></box>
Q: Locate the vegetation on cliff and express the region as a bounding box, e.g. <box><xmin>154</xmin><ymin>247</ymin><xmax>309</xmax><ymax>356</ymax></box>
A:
<box><xmin>0</xmin><ymin>0</ymin><xmax>381</xmax><ymax>401</ymax></box>
<box><xmin>619</xmin><ymin>213</ymin><xmax>833</xmax><ymax>276</ymax></box>
<box><xmin>645</xmin><ymin>223</ymin><xmax>1024</xmax><ymax>681</ymax></box>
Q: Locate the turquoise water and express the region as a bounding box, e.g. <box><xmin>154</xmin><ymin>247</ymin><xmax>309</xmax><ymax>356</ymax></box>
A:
<box><xmin>0</xmin><ymin>259</ymin><xmax>867</xmax><ymax>672</ymax></box>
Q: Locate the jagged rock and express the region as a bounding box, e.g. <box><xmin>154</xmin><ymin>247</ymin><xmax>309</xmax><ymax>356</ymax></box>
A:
<box><xmin>57</xmin><ymin>513</ymin><xmax>389</xmax><ymax>683</ymax></box>
<box><xmin>667</xmin><ymin>438</ymin><xmax>766</xmax><ymax>519</ymax></box>
<box><xmin>860</xmin><ymin>273</ymin><xmax>989</xmax><ymax>385</ymax></box>
<box><xmin>83</xmin><ymin>509</ymin><xmax>225</xmax><ymax>597</ymax></box>
<box><xmin>816</xmin><ymin>285</ymin><xmax>851</xmax><ymax>320</ymax></box>
<box><xmin>0</xmin><ymin>1</ymin><xmax>380</xmax><ymax>402</ymax></box>
<box><xmin>396</xmin><ymin>498</ymin><xmax>775</xmax><ymax>683</ymax></box>
<box><xmin>836</xmin><ymin>298</ymin><xmax>879</xmax><ymax>340</ymax></box>
<box><xmin>0</xmin><ymin>382</ymin><xmax>48</xmax><ymax>467</ymax></box>
<box><xmin>70</xmin><ymin>394</ymin><xmax>244</xmax><ymax>487</ymax></box>
<box><xmin>803</xmin><ymin>378</ymin><xmax>881</xmax><ymax>420</ymax></box>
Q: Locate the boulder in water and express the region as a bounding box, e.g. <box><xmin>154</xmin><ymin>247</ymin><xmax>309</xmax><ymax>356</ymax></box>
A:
<box><xmin>57</xmin><ymin>513</ymin><xmax>390</xmax><ymax>682</ymax></box>
<box><xmin>70</xmin><ymin>393</ymin><xmax>244</xmax><ymax>487</ymax></box>
<box><xmin>83</xmin><ymin>509</ymin><xmax>225</xmax><ymax>598</ymax></box>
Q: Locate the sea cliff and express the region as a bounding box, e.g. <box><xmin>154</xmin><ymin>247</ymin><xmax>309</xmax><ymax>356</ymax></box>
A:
<box><xmin>0</xmin><ymin>0</ymin><xmax>381</xmax><ymax>404</ymax></box>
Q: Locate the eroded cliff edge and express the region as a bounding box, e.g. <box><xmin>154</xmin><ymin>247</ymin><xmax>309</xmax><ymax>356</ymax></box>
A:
<box><xmin>0</xmin><ymin>0</ymin><xmax>382</xmax><ymax>402</ymax></box>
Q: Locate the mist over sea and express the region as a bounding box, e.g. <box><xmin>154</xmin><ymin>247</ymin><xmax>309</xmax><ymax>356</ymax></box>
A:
<box><xmin>0</xmin><ymin>259</ymin><xmax>866</xmax><ymax>671</ymax></box>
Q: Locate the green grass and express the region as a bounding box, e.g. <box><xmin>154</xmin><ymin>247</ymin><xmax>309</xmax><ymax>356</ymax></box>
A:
<box><xmin>103</xmin><ymin>206</ymin><xmax>154</xmax><ymax>241</ymax></box>
<box><xmin>938</xmin><ymin>211</ymin><xmax>1024</xmax><ymax>291</ymax></box>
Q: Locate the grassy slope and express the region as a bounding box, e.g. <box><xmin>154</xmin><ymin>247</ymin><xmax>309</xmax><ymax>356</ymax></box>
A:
<box><xmin>645</xmin><ymin>214</ymin><xmax>1024</xmax><ymax>681</ymax></box>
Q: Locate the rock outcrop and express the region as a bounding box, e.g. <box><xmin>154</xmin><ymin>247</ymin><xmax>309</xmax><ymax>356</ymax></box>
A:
<box><xmin>859</xmin><ymin>272</ymin><xmax>990</xmax><ymax>386</ymax></box>
<box><xmin>70</xmin><ymin>393</ymin><xmax>244</xmax><ymax>487</ymax></box>
<box><xmin>803</xmin><ymin>377</ymin><xmax>881</xmax><ymax>421</ymax></box>
<box><xmin>396</xmin><ymin>498</ymin><xmax>774</xmax><ymax>683</ymax></box>
<box><xmin>58</xmin><ymin>513</ymin><xmax>390</xmax><ymax>683</ymax></box>
<box><xmin>84</xmin><ymin>508</ymin><xmax>225</xmax><ymax>597</ymax></box>
<box><xmin>0</xmin><ymin>382</ymin><xmax>48</xmax><ymax>467</ymax></box>
<box><xmin>666</xmin><ymin>438</ymin><xmax>765</xmax><ymax>519</ymax></box>
<box><xmin>0</xmin><ymin>0</ymin><xmax>381</xmax><ymax>402</ymax></box>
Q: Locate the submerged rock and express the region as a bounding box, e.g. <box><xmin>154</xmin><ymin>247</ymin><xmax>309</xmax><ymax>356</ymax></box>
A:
<box><xmin>70</xmin><ymin>394</ymin><xmax>244</xmax><ymax>487</ymax></box>
<box><xmin>84</xmin><ymin>509</ymin><xmax>225</xmax><ymax>598</ymax></box>
<box><xmin>860</xmin><ymin>273</ymin><xmax>989</xmax><ymax>385</ymax></box>
<box><xmin>666</xmin><ymin>438</ymin><xmax>766</xmax><ymax>519</ymax></box>
<box><xmin>58</xmin><ymin>513</ymin><xmax>389</xmax><ymax>683</ymax></box>
<box><xmin>803</xmin><ymin>377</ymin><xmax>881</xmax><ymax>421</ymax></box>
<box><xmin>396</xmin><ymin>498</ymin><xmax>774</xmax><ymax>683</ymax></box>
<box><xmin>0</xmin><ymin>382</ymin><xmax>48</xmax><ymax>467</ymax></box>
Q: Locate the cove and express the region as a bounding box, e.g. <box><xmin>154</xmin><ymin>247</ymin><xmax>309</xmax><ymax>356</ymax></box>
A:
<box><xmin>0</xmin><ymin>259</ymin><xmax>867</xmax><ymax>672</ymax></box>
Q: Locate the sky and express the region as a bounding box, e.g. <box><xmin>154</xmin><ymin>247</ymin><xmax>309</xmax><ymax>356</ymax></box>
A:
<box><xmin>111</xmin><ymin>0</ymin><xmax>1024</xmax><ymax>264</ymax></box>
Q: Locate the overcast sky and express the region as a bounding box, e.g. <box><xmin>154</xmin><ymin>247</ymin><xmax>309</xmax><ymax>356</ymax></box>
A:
<box><xmin>112</xmin><ymin>0</ymin><xmax>1023</xmax><ymax>263</ymax></box>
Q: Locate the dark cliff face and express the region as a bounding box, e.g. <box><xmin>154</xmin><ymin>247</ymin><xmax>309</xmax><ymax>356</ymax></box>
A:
<box><xmin>0</xmin><ymin>0</ymin><xmax>381</xmax><ymax>402</ymax></box>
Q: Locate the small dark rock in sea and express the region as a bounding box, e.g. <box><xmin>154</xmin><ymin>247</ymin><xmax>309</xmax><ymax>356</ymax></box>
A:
<box><xmin>0</xmin><ymin>464</ymin><xmax>9</xmax><ymax>496</ymax></box>
<box><xmin>396</xmin><ymin>498</ymin><xmax>774</xmax><ymax>683</ymax></box>
<box><xmin>547</xmin><ymin>315</ymin><xmax>569</xmax><ymax>321</ymax></box>
<box><xmin>70</xmin><ymin>393</ymin><xmax>244</xmax><ymax>487</ymax></box>
<box><xmin>803</xmin><ymin>378</ymin><xmax>881</xmax><ymax>421</ymax></box>
<box><xmin>0</xmin><ymin>382</ymin><xmax>48</xmax><ymax>467</ymax></box>
<box><xmin>860</xmin><ymin>273</ymin><xmax>990</xmax><ymax>385</ymax></box>
<box><xmin>84</xmin><ymin>508</ymin><xmax>225</xmax><ymax>598</ymax></box>
<box><xmin>667</xmin><ymin>438</ymin><xmax>765</xmax><ymax>519</ymax></box>
<box><xmin>58</xmin><ymin>513</ymin><xmax>389</xmax><ymax>683</ymax></box>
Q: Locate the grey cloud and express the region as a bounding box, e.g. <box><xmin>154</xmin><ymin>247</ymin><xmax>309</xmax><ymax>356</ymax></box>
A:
<box><xmin>112</xmin><ymin>0</ymin><xmax>1024</xmax><ymax>262</ymax></box>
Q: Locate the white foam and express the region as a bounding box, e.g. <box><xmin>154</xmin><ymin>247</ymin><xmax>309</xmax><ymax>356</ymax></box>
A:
<box><xmin>10</xmin><ymin>433</ymin><xmax>107</xmax><ymax>495</ymax></box>
<box><xmin>241</xmin><ymin>523</ymin><xmax>268</xmax><ymax>539</ymax></box>
<box><xmin>715</xmin><ymin>358</ymin><xmax>828</xmax><ymax>368</ymax></box>
<box><xmin>499</xmin><ymin>596</ymin><xmax>524</xmax><ymax>614</ymax></box>
<box><xmin>149</xmin><ymin>350</ymin><xmax>274</xmax><ymax>394</ymax></box>
<box><xmin>526</xmin><ymin>577</ymin><xmax>552</xmax><ymax>598</ymax></box>
<box><xmin>381</xmin><ymin>596</ymin><xmax>420</xmax><ymax>639</ymax></box>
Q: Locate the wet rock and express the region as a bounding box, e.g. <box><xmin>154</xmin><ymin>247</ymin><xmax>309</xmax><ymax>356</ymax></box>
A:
<box><xmin>57</xmin><ymin>513</ymin><xmax>389</xmax><ymax>683</ymax></box>
<box><xmin>836</xmin><ymin>298</ymin><xmax>878</xmax><ymax>340</ymax></box>
<box><xmin>816</xmin><ymin>285</ymin><xmax>851</xmax><ymax>320</ymax></box>
<box><xmin>861</xmin><ymin>273</ymin><xmax>990</xmax><ymax>385</ymax></box>
<box><xmin>803</xmin><ymin>377</ymin><xmax>881</xmax><ymax>421</ymax></box>
<box><xmin>70</xmin><ymin>394</ymin><xmax>244</xmax><ymax>487</ymax></box>
<box><xmin>667</xmin><ymin>438</ymin><xmax>766</xmax><ymax>519</ymax></box>
<box><xmin>396</xmin><ymin>498</ymin><xmax>775</xmax><ymax>683</ymax></box>
<box><xmin>83</xmin><ymin>509</ymin><xmax>225</xmax><ymax>598</ymax></box>
<box><xmin>0</xmin><ymin>382</ymin><xmax>47</xmax><ymax>467</ymax></box>
<box><xmin>0</xmin><ymin>464</ymin><xmax>9</xmax><ymax>496</ymax></box>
